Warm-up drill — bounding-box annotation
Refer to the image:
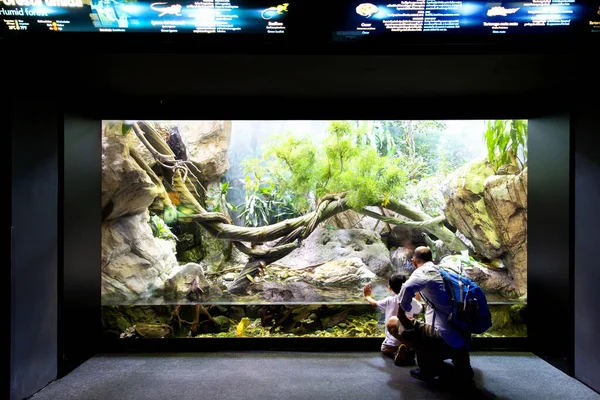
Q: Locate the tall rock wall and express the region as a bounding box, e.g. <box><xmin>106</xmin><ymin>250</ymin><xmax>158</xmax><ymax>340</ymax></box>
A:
<box><xmin>442</xmin><ymin>158</ymin><xmax>528</xmax><ymax>296</ymax></box>
<box><xmin>442</xmin><ymin>158</ymin><xmax>505</xmax><ymax>260</ymax></box>
<box><xmin>101</xmin><ymin>121</ymin><xmax>232</xmax><ymax>302</ymax></box>
<box><xmin>484</xmin><ymin>168</ymin><xmax>528</xmax><ymax>295</ymax></box>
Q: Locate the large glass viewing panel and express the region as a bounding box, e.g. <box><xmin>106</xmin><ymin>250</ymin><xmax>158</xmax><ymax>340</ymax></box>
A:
<box><xmin>101</xmin><ymin>120</ymin><xmax>528</xmax><ymax>340</ymax></box>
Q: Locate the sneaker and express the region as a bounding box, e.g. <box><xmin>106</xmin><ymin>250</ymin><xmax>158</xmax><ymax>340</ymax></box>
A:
<box><xmin>393</xmin><ymin>344</ymin><xmax>414</xmax><ymax>366</ymax></box>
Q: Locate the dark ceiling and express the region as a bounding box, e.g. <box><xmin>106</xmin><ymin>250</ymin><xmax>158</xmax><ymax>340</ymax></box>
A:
<box><xmin>73</xmin><ymin>53</ymin><xmax>575</xmax><ymax>98</ymax></box>
<box><xmin>5</xmin><ymin>35</ymin><xmax>597</xmax><ymax>118</ymax></box>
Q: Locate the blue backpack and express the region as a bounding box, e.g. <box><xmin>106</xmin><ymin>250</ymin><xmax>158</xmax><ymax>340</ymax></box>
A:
<box><xmin>438</xmin><ymin>267</ymin><xmax>492</xmax><ymax>335</ymax></box>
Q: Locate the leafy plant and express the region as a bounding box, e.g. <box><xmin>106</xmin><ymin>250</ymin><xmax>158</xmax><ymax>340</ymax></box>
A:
<box><xmin>327</xmin><ymin>146</ymin><xmax>407</xmax><ymax>210</ymax></box>
<box><xmin>353</xmin><ymin>120</ymin><xmax>397</xmax><ymax>157</ymax></box>
<box><xmin>402</xmin><ymin>175</ymin><xmax>446</xmax><ymax>217</ymax></box>
<box><xmin>484</xmin><ymin>120</ymin><xmax>528</xmax><ymax>171</ymax></box>
<box><xmin>237</xmin><ymin>182</ymin><xmax>271</xmax><ymax>227</ymax></box>
<box><xmin>237</xmin><ymin>179</ymin><xmax>302</xmax><ymax>227</ymax></box>
<box><xmin>207</xmin><ymin>181</ymin><xmax>237</xmax><ymax>214</ymax></box>
<box><xmin>194</xmin><ymin>315</ymin><xmax>387</xmax><ymax>339</ymax></box>
<box><xmin>149</xmin><ymin>214</ymin><xmax>178</xmax><ymax>241</ymax></box>
<box><xmin>390</xmin><ymin>120</ymin><xmax>446</xmax><ymax>157</ymax></box>
<box><xmin>244</xmin><ymin>122</ymin><xmax>409</xmax><ymax>212</ymax></box>
<box><xmin>271</xmin><ymin>190</ymin><xmax>303</xmax><ymax>222</ymax></box>
<box><xmin>235</xmin><ymin>120</ymin><xmax>469</xmax><ymax>218</ymax></box>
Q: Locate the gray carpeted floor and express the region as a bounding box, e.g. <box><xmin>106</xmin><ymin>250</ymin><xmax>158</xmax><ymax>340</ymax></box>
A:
<box><xmin>29</xmin><ymin>352</ymin><xmax>599</xmax><ymax>400</ymax></box>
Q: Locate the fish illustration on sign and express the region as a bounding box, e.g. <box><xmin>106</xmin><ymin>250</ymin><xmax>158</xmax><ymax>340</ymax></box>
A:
<box><xmin>151</xmin><ymin>2</ymin><xmax>183</xmax><ymax>17</ymax></box>
<box><xmin>356</xmin><ymin>3</ymin><xmax>379</xmax><ymax>18</ymax></box>
<box><xmin>487</xmin><ymin>6</ymin><xmax>519</xmax><ymax>17</ymax></box>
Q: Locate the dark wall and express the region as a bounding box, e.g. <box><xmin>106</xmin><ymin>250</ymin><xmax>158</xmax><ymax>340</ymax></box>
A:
<box><xmin>61</xmin><ymin>117</ymin><xmax>102</xmax><ymax>376</ymax></box>
<box><xmin>528</xmin><ymin>116</ymin><xmax>572</xmax><ymax>374</ymax></box>
<box><xmin>10</xmin><ymin>97</ymin><xmax>58</xmax><ymax>399</ymax></box>
<box><xmin>574</xmin><ymin>105</ymin><xmax>600</xmax><ymax>393</ymax></box>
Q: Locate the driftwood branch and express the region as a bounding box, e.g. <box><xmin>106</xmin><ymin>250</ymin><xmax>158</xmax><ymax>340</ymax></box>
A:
<box><xmin>131</xmin><ymin>121</ymin><xmax>207</xmax><ymax>196</ymax></box>
<box><xmin>385</xmin><ymin>199</ymin><xmax>470</xmax><ymax>253</ymax></box>
<box><xmin>357</xmin><ymin>208</ymin><xmax>446</xmax><ymax>229</ymax></box>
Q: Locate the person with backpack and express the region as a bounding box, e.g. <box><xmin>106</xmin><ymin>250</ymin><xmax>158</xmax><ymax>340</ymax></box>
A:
<box><xmin>386</xmin><ymin>246</ymin><xmax>476</xmax><ymax>384</ymax></box>
<box><xmin>363</xmin><ymin>274</ymin><xmax>423</xmax><ymax>366</ymax></box>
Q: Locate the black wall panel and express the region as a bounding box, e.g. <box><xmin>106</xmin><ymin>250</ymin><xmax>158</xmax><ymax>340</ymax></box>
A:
<box><xmin>574</xmin><ymin>105</ymin><xmax>600</xmax><ymax>393</ymax></box>
<box><xmin>10</xmin><ymin>98</ymin><xmax>58</xmax><ymax>400</ymax></box>
<box><xmin>528</xmin><ymin>116</ymin><xmax>572</xmax><ymax>374</ymax></box>
<box><xmin>61</xmin><ymin>117</ymin><xmax>102</xmax><ymax>376</ymax></box>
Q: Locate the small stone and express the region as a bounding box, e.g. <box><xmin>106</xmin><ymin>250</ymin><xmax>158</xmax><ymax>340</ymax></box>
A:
<box><xmin>223</xmin><ymin>272</ymin><xmax>236</xmax><ymax>281</ymax></box>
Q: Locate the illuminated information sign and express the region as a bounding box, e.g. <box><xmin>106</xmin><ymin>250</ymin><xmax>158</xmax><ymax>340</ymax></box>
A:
<box><xmin>0</xmin><ymin>0</ymin><xmax>290</xmax><ymax>33</ymax></box>
<box><xmin>334</xmin><ymin>0</ymin><xmax>588</xmax><ymax>38</ymax></box>
<box><xmin>1</xmin><ymin>0</ymin><xmax>597</xmax><ymax>35</ymax></box>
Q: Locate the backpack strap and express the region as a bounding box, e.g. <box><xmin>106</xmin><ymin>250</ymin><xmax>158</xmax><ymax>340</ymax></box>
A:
<box><xmin>419</xmin><ymin>265</ymin><xmax>449</xmax><ymax>328</ymax></box>
<box><xmin>419</xmin><ymin>291</ymin><xmax>434</xmax><ymax>310</ymax></box>
<box><xmin>419</xmin><ymin>291</ymin><xmax>437</xmax><ymax>328</ymax></box>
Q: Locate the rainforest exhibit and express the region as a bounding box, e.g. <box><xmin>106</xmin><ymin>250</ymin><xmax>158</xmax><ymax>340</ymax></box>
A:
<box><xmin>101</xmin><ymin>120</ymin><xmax>528</xmax><ymax>339</ymax></box>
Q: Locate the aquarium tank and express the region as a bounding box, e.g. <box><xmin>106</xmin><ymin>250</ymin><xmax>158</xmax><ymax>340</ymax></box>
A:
<box><xmin>101</xmin><ymin>120</ymin><xmax>528</xmax><ymax>341</ymax></box>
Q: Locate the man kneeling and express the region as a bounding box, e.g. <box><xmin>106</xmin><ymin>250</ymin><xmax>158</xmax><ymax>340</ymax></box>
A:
<box><xmin>386</xmin><ymin>246</ymin><xmax>474</xmax><ymax>384</ymax></box>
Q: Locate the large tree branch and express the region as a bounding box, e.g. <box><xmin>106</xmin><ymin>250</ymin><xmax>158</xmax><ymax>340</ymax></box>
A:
<box><xmin>213</xmin><ymin>196</ymin><xmax>469</xmax><ymax>294</ymax></box>
<box><xmin>177</xmin><ymin>191</ymin><xmax>471</xmax><ymax>294</ymax></box>
<box><xmin>226</xmin><ymin>195</ymin><xmax>349</xmax><ymax>294</ymax></box>
<box><xmin>357</xmin><ymin>208</ymin><xmax>445</xmax><ymax>230</ymax></box>
<box><xmin>385</xmin><ymin>199</ymin><xmax>470</xmax><ymax>253</ymax></box>
<box><xmin>186</xmin><ymin>195</ymin><xmax>349</xmax><ymax>242</ymax></box>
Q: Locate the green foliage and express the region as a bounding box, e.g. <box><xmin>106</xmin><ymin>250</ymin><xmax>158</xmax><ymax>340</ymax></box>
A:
<box><xmin>238</xmin><ymin>122</ymin><xmax>410</xmax><ymax>213</ymax></box>
<box><xmin>149</xmin><ymin>214</ymin><xmax>177</xmax><ymax>241</ymax></box>
<box><xmin>321</xmin><ymin>122</ymin><xmax>432</xmax><ymax>209</ymax></box>
<box><xmin>402</xmin><ymin>175</ymin><xmax>446</xmax><ymax>217</ymax></box>
<box><xmin>272</xmin><ymin>191</ymin><xmax>303</xmax><ymax>221</ymax></box>
<box><xmin>235</xmin><ymin>120</ymin><xmax>482</xmax><ymax>218</ymax></box>
<box><xmin>327</xmin><ymin>146</ymin><xmax>407</xmax><ymax>209</ymax></box>
<box><xmin>324</xmin><ymin>121</ymin><xmax>360</xmax><ymax>174</ymax></box>
<box><xmin>162</xmin><ymin>206</ymin><xmax>178</xmax><ymax>225</ymax></box>
<box><xmin>434</xmin><ymin>139</ymin><xmax>470</xmax><ymax>176</ymax></box>
<box><xmin>484</xmin><ymin>120</ymin><xmax>528</xmax><ymax>171</ymax></box>
<box><xmin>180</xmin><ymin>247</ymin><xmax>203</xmax><ymax>263</ymax></box>
<box><xmin>238</xmin><ymin>181</ymin><xmax>271</xmax><ymax>227</ymax></box>
<box><xmin>353</xmin><ymin>120</ymin><xmax>450</xmax><ymax>181</ymax></box>
<box><xmin>193</xmin><ymin>315</ymin><xmax>385</xmax><ymax>338</ymax></box>
<box><xmin>312</xmin><ymin>316</ymin><xmax>383</xmax><ymax>337</ymax></box>
<box><xmin>353</xmin><ymin>121</ymin><xmax>397</xmax><ymax>157</ymax></box>
<box><xmin>121</xmin><ymin>123</ymin><xmax>132</xmax><ymax>136</ymax></box>
<box><xmin>237</xmin><ymin>178</ymin><xmax>303</xmax><ymax>227</ymax></box>
<box><xmin>261</xmin><ymin>134</ymin><xmax>318</xmax><ymax>212</ymax></box>
<box><xmin>206</xmin><ymin>182</ymin><xmax>237</xmax><ymax>214</ymax></box>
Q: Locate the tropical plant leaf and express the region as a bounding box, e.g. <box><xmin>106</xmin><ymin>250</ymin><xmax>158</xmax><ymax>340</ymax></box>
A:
<box><xmin>484</xmin><ymin>120</ymin><xmax>528</xmax><ymax>170</ymax></box>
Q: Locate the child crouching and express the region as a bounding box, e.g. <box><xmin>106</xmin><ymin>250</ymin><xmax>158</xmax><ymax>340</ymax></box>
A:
<box><xmin>363</xmin><ymin>274</ymin><xmax>423</xmax><ymax>366</ymax></box>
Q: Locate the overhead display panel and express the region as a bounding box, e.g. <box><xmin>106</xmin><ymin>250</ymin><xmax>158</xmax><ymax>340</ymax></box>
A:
<box><xmin>2</xmin><ymin>0</ymin><xmax>597</xmax><ymax>37</ymax></box>
<box><xmin>0</xmin><ymin>0</ymin><xmax>290</xmax><ymax>33</ymax></box>
<box><xmin>333</xmin><ymin>0</ymin><xmax>586</xmax><ymax>39</ymax></box>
